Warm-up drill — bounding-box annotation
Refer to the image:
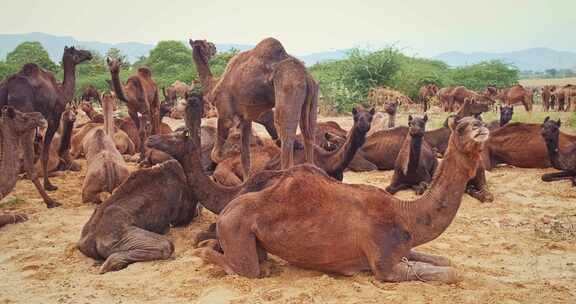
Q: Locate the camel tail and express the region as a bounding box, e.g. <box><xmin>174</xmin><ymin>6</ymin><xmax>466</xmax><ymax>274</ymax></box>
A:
<box><xmin>301</xmin><ymin>76</ymin><xmax>318</xmax><ymax>145</ymax></box>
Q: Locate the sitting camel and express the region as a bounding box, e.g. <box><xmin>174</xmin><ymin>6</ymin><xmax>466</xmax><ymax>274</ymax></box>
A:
<box><xmin>487</xmin><ymin>105</ymin><xmax>513</xmax><ymax>130</ymax></box>
<box><xmin>77</xmin><ymin>160</ymin><xmax>199</xmax><ymax>273</ymax></box>
<box><xmin>195</xmin><ymin>116</ymin><xmax>490</xmax><ymax>283</ymax></box>
<box><xmin>367</xmin><ymin>101</ymin><xmax>398</xmax><ymax>136</ymax></box>
<box><xmin>81</xmin><ymin>94</ymin><xmax>130</xmax><ymax>203</ymax></box>
<box><xmin>387</xmin><ymin>115</ymin><xmax>438</xmax><ymax>195</ymax></box>
<box><xmin>540</xmin><ymin>117</ymin><xmax>576</xmax><ymax>186</ymax></box>
<box><xmin>0</xmin><ymin>107</ymin><xmax>46</xmax><ymax>227</ymax></box>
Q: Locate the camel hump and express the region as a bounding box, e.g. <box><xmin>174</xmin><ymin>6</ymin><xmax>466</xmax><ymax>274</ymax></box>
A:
<box><xmin>157</xmin><ymin>159</ymin><xmax>187</xmax><ymax>184</ymax></box>
<box><xmin>137</xmin><ymin>67</ymin><xmax>153</xmax><ymax>78</ymax></box>
<box><xmin>254</xmin><ymin>37</ymin><xmax>288</xmax><ymax>61</ymax></box>
<box><xmin>20</xmin><ymin>63</ymin><xmax>40</xmax><ymax>77</ymax></box>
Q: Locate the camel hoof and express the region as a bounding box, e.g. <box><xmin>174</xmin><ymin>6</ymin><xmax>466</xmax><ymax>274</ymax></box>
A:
<box><xmin>46</xmin><ymin>200</ymin><xmax>61</xmax><ymax>208</ymax></box>
<box><xmin>44</xmin><ymin>183</ymin><xmax>58</xmax><ymax>192</ymax></box>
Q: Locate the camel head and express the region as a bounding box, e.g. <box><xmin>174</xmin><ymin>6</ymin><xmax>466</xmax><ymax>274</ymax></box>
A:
<box><xmin>147</xmin><ymin>129</ymin><xmax>192</xmax><ymax>160</ymax></box>
<box><xmin>352</xmin><ymin>106</ymin><xmax>375</xmax><ymax>134</ymax></box>
<box><xmin>63</xmin><ymin>103</ymin><xmax>77</xmax><ymax>123</ymax></box>
<box><xmin>540</xmin><ymin>117</ymin><xmax>561</xmax><ymax>144</ymax></box>
<box><xmin>458</xmin><ymin>97</ymin><xmax>489</xmax><ymax>118</ymax></box>
<box><xmin>427</xmin><ymin>84</ymin><xmax>439</xmax><ymax>95</ymax></box>
<box><xmin>1</xmin><ymin>106</ymin><xmax>46</xmax><ymax>135</ymax></box>
<box><xmin>101</xmin><ymin>93</ymin><xmax>118</xmax><ymax>111</ymax></box>
<box><xmin>323</xmin><ymin>132</ymin><xmax>346</xmax><ymax>151</ymax></box>
<box><xmin>63</xmin><ymin>46</ymin><xmax>92</xmax><ymax>65</ymax></box>
<box><xmin>499</xmin><ymin>105</ymin><xmax>514</xmax><ymax>125</ymax></box>
<box><xmin>106</xmin><ymin>57</ymin><xmax>122</xmax><ymax>73</ymax></box>
<box><xmin>449</xmin><ymin>116</ymin><xmax>489</xmax><ymax>156</ymax></box>
<box><xmin>189</xmin><ymin>39</ymin><xmax>217</xmax><ymax>63</ymax></box>
<box><xmin>383</xmin><ymin>100</ymin><xmax>398</xmax><ymax>115</ymax></box>
<box><xmin>485</xmin><ymin>85</ymin><xmax>498</xmax><ymax>97</ymax></box>
<box><xmin>408</xmin><ymin>114</ymin><xmax>428</xmax><ymax>137</ymax></box>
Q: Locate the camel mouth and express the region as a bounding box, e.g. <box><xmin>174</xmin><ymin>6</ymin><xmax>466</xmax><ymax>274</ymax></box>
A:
<box><xmin>473</xmin><ymin>129</ymin><xmax>489</xmax><ymax>142</ymax></box>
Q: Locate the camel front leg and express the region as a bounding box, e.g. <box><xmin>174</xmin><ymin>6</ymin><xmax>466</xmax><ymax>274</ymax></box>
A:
<box><xmin>42</xmin><ymin>119</ymin><xmax>59</xmax><ymax>191</ymax></box>
<box><xmin>21</xmin><ymin>131</ymin><xmax>60</xmax><ymax>208</ymax></box>
<box><xmin>240</xmin><ymin>119</ymin><xmax>252</xmax><ymax>180</ymax></box>
<box><xmin>408</xmin><ymin>250</ymin><xmax>451</xmax><ymax>266</ymax></box>
<box><xmin>0</xmin><ymin>214</ymin><xmax>28</xmax><ymax>228</ymax></box>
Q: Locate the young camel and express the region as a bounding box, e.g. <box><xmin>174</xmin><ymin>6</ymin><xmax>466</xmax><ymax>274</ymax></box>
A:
<box><xmin>195</xmin><ymin>116</ymin><xmax>489</xmax><ymax>283</ymax></box>
<box><xmin>191</xmin><ymin>38</ymin><xmax>318</xmax><ymax>179</ymax></box>
<box><xmin>0</xmin><ymin>107</ymin><xmax>46</xmax><ymax>228</ymax></box>
<box><xmin>387</xmin><ymin>115</ymin><xmax>438</xmax><ymax>195</ymax></box>
<box><xmin>540</xmin><ymin>117</ymin><xmax>576</xmax><ymax>186</ymax></box>
<box><xmin>81</xmin><ymin>94</ymin><xmax>130</xmax><ymax>203</ymax></box>
<box><xmin>107</xmin><ymin>57</ymin><xmax>160</xmax><ymax>160</ymax></box>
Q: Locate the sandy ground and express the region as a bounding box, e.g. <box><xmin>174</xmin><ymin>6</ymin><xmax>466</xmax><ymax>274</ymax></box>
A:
<box><xmin>1</xmin><ymin>115</ymin><xmax>576</xmax><ymax>304</ymax></box>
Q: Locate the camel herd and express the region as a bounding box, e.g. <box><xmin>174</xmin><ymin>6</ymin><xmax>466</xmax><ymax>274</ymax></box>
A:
<box><xmin>0</xmin><ymin>37</ymin><xmax>575</xmax><ymax>284</ymax></box>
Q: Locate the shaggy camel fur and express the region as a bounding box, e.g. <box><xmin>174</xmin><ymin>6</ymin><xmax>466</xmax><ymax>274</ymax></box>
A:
<box><xmin>81</xmin><ymin>94</ymin><xmax>129</xmax><ymax>203</ymax></box>
<box><xmin>107</xmin><ymin>57</ymin><xmax>160</xmax><ymax>159</ymax></box>
<box><xmin>418</xmin><ymin>84</ymin><xmax>439</xmax><ymax>112</ymax></box>
<box><xmin>482</xmin><ymin>122</ymin><xmax>576</xmax><ymax>170</ymax></box>
<box><xmin>387</xmin><ymin>115</ymin><xmax>438</xmax><ymax>195</ymax></box>
<box><xmin>0</xmin><ymin>107</ymin><xmax>46</xmax><ymax>226</ymax></box>
<box><xmin>0</xmin><ymin>46</ymin><xmax>92</xmax><ymax>192</ymax></box>
<box><xmin>191</xmin><ymin>38</ymin><xmax>318</xmax><ymax>178</ymax></box>
<box><xmin>487</xmin><ymin>105</ymin><xmax>513</xmax><ymax>130</ymax></box>
<box><xmin>77</xmin><ymin>160</ymin><xmax>199</xmax><ymax>273</ymax></box>
<box><xmin>495</xmin><ymin>84</ymin><xmax>534</xmax><ymax>112</ymax></box>
<box><xmin>195</xmin><ymin>117</ymin><xmax>489</xmax><ymax>282</ymax></box>
<box><xmin>540</xmin><ymin>117</ymin><xmax>576</xmax><ymax>186</ymax></box>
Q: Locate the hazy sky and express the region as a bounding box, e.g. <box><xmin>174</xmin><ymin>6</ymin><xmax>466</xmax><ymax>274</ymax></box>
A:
<box><xmin>1</xmin><ymin>0</ymin><xmax>574</xmax><ymax>56</ymax></box>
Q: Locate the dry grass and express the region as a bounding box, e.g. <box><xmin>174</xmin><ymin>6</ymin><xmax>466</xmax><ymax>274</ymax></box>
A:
<box><xmin>519</xmin><ymin>77</ymin><xmax>576</xmax><ymax>87</ymax></box>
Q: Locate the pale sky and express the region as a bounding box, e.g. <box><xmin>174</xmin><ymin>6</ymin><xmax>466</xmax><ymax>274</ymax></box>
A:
<box><xmin>1</xmin><ymin>0</ymin><xmax>574</xmax><ymax>56</ymax></box>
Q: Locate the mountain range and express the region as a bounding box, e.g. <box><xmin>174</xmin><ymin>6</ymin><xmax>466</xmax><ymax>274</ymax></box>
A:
<box><xmin>1</xmin><ymin>33</ymin><xmax>575</xmax><ymax>71</ymax></box>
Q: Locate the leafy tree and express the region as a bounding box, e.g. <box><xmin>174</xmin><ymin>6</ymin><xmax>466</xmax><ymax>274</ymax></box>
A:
<box><xmin>6</xmin><ymin>41</ymin><xmax>58</xmax><ymax>72</ymax></box>
<box><xmin>450</xmin><ymin>60</ymin><xmax>518</xmax><ymax>90</ymax></box>
<box><xmin>147</xmin><ymin>41</ymin><xmax>193</xmax><ymax>75</ymax></box>
<box><xmin>0</xmin><ymin>61</ymin><xmax>18</xmax><ymax>80</ymax></box>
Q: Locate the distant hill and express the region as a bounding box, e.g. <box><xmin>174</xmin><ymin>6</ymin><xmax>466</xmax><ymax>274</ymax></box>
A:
<box><xmin>435</xmin><ymin>48</ymin><xmax>576</xmax><ymax>71</ymax></box>
<box><xmin>0</xmin><ymin>32</ymin><xmax>253</xmax><ymax>63</ymax></box>
<box><xmin>299</xmin><ymin>49</ymin><xmax>349</xmax><ymax>66</ymax></box>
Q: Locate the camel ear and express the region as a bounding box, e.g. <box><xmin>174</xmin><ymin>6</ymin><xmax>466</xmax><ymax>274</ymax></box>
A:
<box><xmin>352</xmin><ymin>107</ymin><xmax>358</xmax><ymax>116</ymax></box>
<box><xmin>369</xmin><ymin>107</ymin><xmax>375</xmax><ymax>115</ymax></box>
<box><xmin>544</xmin><ymin>116</ymin><xmax>550</xmax><ymax>123</ymax></box>
<box><xmin>106</xmin><ymin>57</ymin><xmax>112</xmax><ymax>64</ymax></box>
<box><xmin>408</xmin><ymin>115</ymin><xmax>413</xmax><ymax>122</ymax></box>
<box><xmin>189</xmin><ymin>39</ymin><xmax>194</xmax><ymax>47</ymax></box>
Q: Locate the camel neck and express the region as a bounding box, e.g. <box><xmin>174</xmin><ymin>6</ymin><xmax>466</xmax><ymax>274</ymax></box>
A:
<box><xmin>387</xmin><ymin>113</ymin><xmax>396</xmax><ymax>128</ymax></box>
<box><xmin>324</xmin><ymin>124</ymin><xmax>367</xmax><ymax>179</ymax></box>
<box><xmin>407</xmin><ymin>135</ymin><xmax>423</xmax><ymax>175</ymax></box>
<box><xmin>110</xmin><ymin>70</ymin><xmax>128</xmax><ymax>102</ymax></box>
<box><xmin>192</xmin><ymin>49</ymin><xmax>214</xmax><ymax>92</ymax></box>
<box><xmin>544</xmin><ymin>135</ymin><xmax>563</xmax><ymax>170</ymax></box>
<box><xmin>62</xmin><ymin>61</ymin><xmax>76</xmax><ymax>102</ymax></box>
<box><xmin>103</xmin><ymin>99</ymin><xmax>114</xmax><ymax>137</ymax></box>
<box><xmin>0</xmin><ymin>126</ymin><xmax>21</xmax><ymax>200</ymax></box>
<box><xmin>58</xmin><ymin>116</ymin><xmax>74</xmax><ymax>156</ymax></box>
<box><xmin>392</xmin><ymin>136</ymin><xmax>478</xmax><ymax>247</ymax></box>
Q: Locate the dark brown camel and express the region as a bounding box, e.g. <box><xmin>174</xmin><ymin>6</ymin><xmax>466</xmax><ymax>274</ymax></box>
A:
<box><xmin>540</xmin><ymin>117</ymin><xmax>576</xmax><ymax>186</ymax></box>
<box><xmin>190</xmin><ymin>38</ymin><xmax>318</xmax><ymax>179</ymax></box>
<box><xmin>387</xmin><ymin>115</ymin><xmax>438</xmax><ymax>195</ymax></box>
<box><xmin>77</xmin><ymin>160</ymin><xmax>200</xmax><ymax>273</ymax></box>
<box><xmin>487</xmin><ymin>105</ymin><xmax>513</xmax><ymax>130</ymax></box>
<box><xmin>541</xmin><ymin>85</ymin><xmax>556</xmax><ymax>111</ymax></box>
<box><xmin>107</xmin><ymin>57</ymin><xmax>160</xmax><ymax>160</ymax></box>
<box><xmin>194</xmin><ymin>116</ymin><xmax>489</xmax><ymax>282</ymax></box>
<box><xmin>495</xmin><ymin>84</ymin><xmax>533</xmax><ymax>112</ymax></box>
<box><xmin>0</xmin><ymin>107</ymin><xmax>47</xmax><ymax>227</ymax></box>
<box><xmin>81</xmin><ymin>85</ymin><xmax>101</xmax><ymax>105</ymax></box>
<box><xmin>438</xmin><ymin>86</ymin><xmax>494</xmax><ymax>112</ymax></box>
<box><xmin>0</xmin><ymin>46</ymin><xmax>92</xmax><ymax>193</ymax></box>
<box><xmin>418</xmin><ymin>84</ymin><xmax>439</xmax><ymax>112</ymax></box>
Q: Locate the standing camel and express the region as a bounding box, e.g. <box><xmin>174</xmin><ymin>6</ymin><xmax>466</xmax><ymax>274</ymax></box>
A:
<box><xmin>107</xmin><ymin>58</ymin><xmax>160</xmax><ymax>160</ymax></box>
<box><xmin>190</xmin><ymin>38</ymin><xmax>318</xmax><ymax>178</ymax></box>
<box><xmin>0</xmin><ymin>46</ymin><xmax>92</xmax><ymax>193</ymax></box>
<box><xmin>495</xmin><ymin>84</ymin><xmax>533</xmax><ymax>112</ymax></box>
<box><xmin>418</xmin><ymin>84</ymin><xmax>439</xmax><ymax>112</ymax></box>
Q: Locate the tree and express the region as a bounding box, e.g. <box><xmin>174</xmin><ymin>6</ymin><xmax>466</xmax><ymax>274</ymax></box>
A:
<box><xmin>6</xmin><ymin>41</ymin><xmax>58</xmax><ymax>72</ymax></box>
<box><xmin>146</xmin><ymin>41</ymin><xmax>193</xmax><ymax>75</ymax></box>
<box><xmin>106</xmin><ymin>48</ymin><xmax>129</xmax><ymax>66</ymax></box>
<box><xmin>545</xmin><ymin>68</ymin><xmax>558</xmax><ymax>78</ymax></box>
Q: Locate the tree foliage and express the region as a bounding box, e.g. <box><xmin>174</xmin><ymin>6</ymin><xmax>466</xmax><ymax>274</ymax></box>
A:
<box><xmin>6</xmin><ymin>41</ymin><xmax>58</xmax><ymax>72</ymax></box>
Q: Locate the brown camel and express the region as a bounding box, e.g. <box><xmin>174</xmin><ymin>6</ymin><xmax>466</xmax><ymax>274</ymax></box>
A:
<box><xmin>190</xmin><ymin>38</ymin><xmax>318</xmax><ymax>179</ymax></box>
<box><xmin>0</xmin><ymin>107</ymin><xmax>46</xmax><ymax>227</ymax></box>
<box><xmin>386</xmin><ymin>115</ymin><xmax>438</xmax><ymax>195</ymax></box>
<box><xmin>107</xmin><ymin>57</ymin><xmax>160</xmax><ymax>160</ymax></box>
<box><xmin>77</xmin><ymin>160</ymin><xmax>200</xmax><ymax>273</ymax></box>
<box><xmin>81</xmin><ymin>94</ymin><xmax>130</xmax><ymax>203</ymax></box>
<box><xmin>495</xmin><ymin>84</ymin><xmax>533</xmax><ymax>112</ymax></box>
<box><xmin>482</xmin><ymin>122</ymin><xmax>576</xmax><ymax>170</ymax></box>
<box><xmin>0</xmin><ymin>46</ymin><xmax>92</xmax><ymax>193</ymax></box>
<box><xmin>437</xmin><ymin>86</ymin><xmax>494</xmax><ymax>112</ymax></box>
<box><xmin>163</xmin><ymin>80</ymin><xmax>190</xmax><ymax>103</ymax></box>
<box><xmin>486</xmin><ymin>105</ymin><xmax>513</xmax><ymax>130</ymax></box>
<box><xmin>540</xmin><ymin>117</ymin><xmax>576</xmax><ymax>186</ymax></box>
<box><xmin>81</xmin><ymin>85</ymin><xmax>101</xmax><ymax>105</ymax></box>
<box><xmin>367</xmin><ymin>101</ymin><xmax>398</xmax><ymax>136</ymax></box>
<box><xmin>554</xmin><ymin>84</ymin><xmax>576</xmax><ymax>112</ymax></box>
<box><xmin>541</xmin><ymin>85</ymin><xmax>557</xmax><ymax>111</ymax></box>
<box><xmin>194</xmin><ymin>116</ymin><xmax>489</xmax><ymax>282</ymax></box>
<box><xmin>418</xmin><ymin>84</ymin><xmax>439</xmax><ymax>112</ymax></box>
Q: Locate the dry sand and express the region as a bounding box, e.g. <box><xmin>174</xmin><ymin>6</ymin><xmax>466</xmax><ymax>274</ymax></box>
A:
<box><xmin>1</xmin><ymin>115</ymin><xmax>576</xmax><ymax>304</ymax></box>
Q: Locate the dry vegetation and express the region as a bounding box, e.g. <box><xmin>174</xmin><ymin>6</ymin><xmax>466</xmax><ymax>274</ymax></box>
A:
<box><xmin>520</xmin><ymin>77</ymin><xmax>576</xmax><ymax>87</ymax></box>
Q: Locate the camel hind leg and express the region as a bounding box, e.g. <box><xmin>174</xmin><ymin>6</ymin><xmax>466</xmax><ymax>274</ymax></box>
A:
<box><xmin>299</xmin><ymin>76</ymin><xmax>318</xmax><ymax>164</ymax></box>
<box><xmin>99</xmin><ymin>227</ymin><xmax>174</xmax><ymax>274</ymax></box>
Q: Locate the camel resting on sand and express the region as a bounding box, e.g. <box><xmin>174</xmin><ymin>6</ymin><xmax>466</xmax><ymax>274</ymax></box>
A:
<box><xmin>195</xmin><ymin>116</ymin><xmax>490</xmax><ymax>283</ymax></box>
<box><xmin>77</xmin><ymin>160</ymin><xmax>200</xmax><ymax>273</ymax></box>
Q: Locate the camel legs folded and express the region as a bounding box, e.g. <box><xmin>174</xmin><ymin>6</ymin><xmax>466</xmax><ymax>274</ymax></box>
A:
<box><xmin>194</xmin><ymin>223</ymin><xmax>217</xmax><ymax>247</ymax></box>
<box><xmin>99</xmin><ymin>227</ymin><xmax>175</xmax><ymax>274</ymax></box>
<box><xmin>0</xmin><ymin>214</ymin><xmax>28</xmax><ymax>228</ymax></box>
<box><xmin>407</xmin><ymin>250</ymin><xmax>451</xmax><ymax>266</ymax></box>
<box><xmin>466</xmin><ymin>166</ymin><xmax>494</xmax><ymax>203</ymax></box>
<box><xmin>379</xmin><ymin>261</ymin><xmax>460</xmax><ymax>283</ymax></box>
<box><xmin>542</xmin><ymin>171</ymin><xmax>576</xmax><ymax>182</ymax></box>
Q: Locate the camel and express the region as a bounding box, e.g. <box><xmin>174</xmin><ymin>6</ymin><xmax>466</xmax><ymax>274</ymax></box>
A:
<box><xmin>107</xmin><ymin>57</ymin><xmax>160</xmax><ymax>160</ymax></box>
<box><xmin>418</xmin><ymin>84</ymin><xmax>439</xmax><ymax>112</ymax></box>
<box><xmin>78</xmin><ymin>101</ymin><xmax>103</xmax><ymax>124</ymax></box>
<box><xmin>189</xmin><ymin>38</ymin><xmax>318</xmax><ymax>179</ymax></box>
<box><xmin>81</xmin><ymin>85</ymin><xmax>101</xmax><ymax>105</ymax></box>
<box><xmin>367</xmin><ymin>101</ymin><xmax>398</xmax><ymax>136</ymax></box>
<box><xmin>163</xmin><ymin>80</ymin><xmax>190</xmax><ymax>103</ymax></box>
<box><xmin>487</xmin><ymin>105</ymin><xmax>513</xmax><ymax>130</ymax></box>
<box><xmin>386</xmin><ymin>115</ymin><xmax>438</xmax><ymax>195</ymax></box>
<box><xmin>77</xmin><ymin>160</ymin><xmax>200</xmax><ymax>273</ymax></box>
<box><xmin>194</xmin><ymin>116</ymin><xmax>489</xmax><ymax>282</ymax></box>
<box><xmin>494</xmin><ymin>84</ymin><xmax>533</xmax><ymax>112</ymax></box>
<box><xmin>482</xmin><ymin>122</ymin><xmax>576</xmax><ymax>170</ymax></box>
<box><xmin>215</xmin><ymin>106</ymin><xmax>375</xmax><ymax>185</ymax></box>
<box><xmin>437</xmin><ymin>86</ymin><xmax>494</xmax><ymax>112</ymax></box>
<box><xmin>541</xmin><ymin>85</ymin><xmax>557</xmax><ymax>111</ymax></box>
<box><xmin>540</xmin><ymin>117</ymin><xmax>576</xmax><ymax>186</ymax></box>
<box><xmin>0</xmin><ymin>46</ymin><xmax>92</xmax><ymax>192</ymax></box>
<box><xmin>70</xmin><ymin>123</ymin><xmax>136</xmax><ymax>158</ymax></box>
<box><xmin>81</xmin><ymin>94</ymin><xmax>130</xmax><ymax>203</ymax></box>
<box><xmin>554</xmin><ymin>85</ymin><xmax>576</xmax><ymax>112</ymax></box>
<box><xmin>0</xmin><ymin>107</ymin><xmax>48</xmax><ymax>227</ymax></box>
